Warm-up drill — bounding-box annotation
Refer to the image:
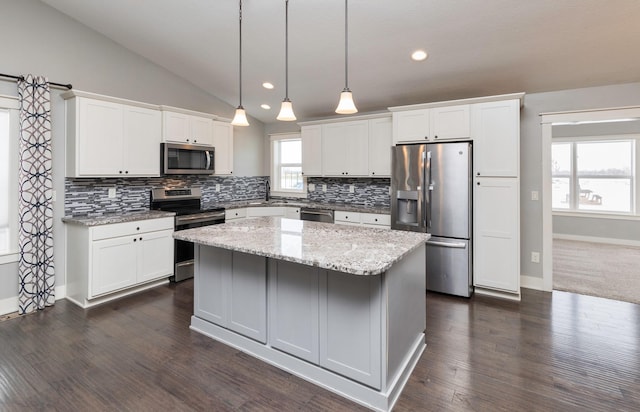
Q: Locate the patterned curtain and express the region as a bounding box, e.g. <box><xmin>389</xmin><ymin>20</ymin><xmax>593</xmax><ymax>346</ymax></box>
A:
<box><xmin>17</xmin><ymin>75</ymin><xmax>55</xmax><ymax>315</ymax></box>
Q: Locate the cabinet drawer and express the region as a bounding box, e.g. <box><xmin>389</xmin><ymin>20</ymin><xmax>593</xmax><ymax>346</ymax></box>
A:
<box><xmin>225</xmin><ymin>208</ymin><xmax>247</xmax><ymax>220</ymax></box>
<box><xmin>334</xmin><ymin>211</ymin><xmax>361</xmax><ymax>224</ymax></box>
<box><xmin>360</xmin><ymin>213</ymin><xmax>390</xmax><ymax>227</ymax></box>
<box><xmin>247</xmin><ymin>207</ymin><xmax>286</xmax><ymax>217</ymax></box>
<box><xmin>91</xmin><ymin>217</ymin><xmax>174</xmax><ymax>241</ymax></box>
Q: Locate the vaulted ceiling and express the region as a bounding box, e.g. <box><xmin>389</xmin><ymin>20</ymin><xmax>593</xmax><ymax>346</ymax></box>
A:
<box><xmin>41</xmin><ymin>0</ymin><xmax>640</xmax><ymax>124</ymax></box>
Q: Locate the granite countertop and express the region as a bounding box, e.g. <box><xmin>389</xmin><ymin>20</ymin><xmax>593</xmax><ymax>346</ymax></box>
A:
<box><xmin>61</xmin><ymin>210</ymin><xmax>176</xmax><ymax>226</ymax></box>
<box><xmin>173</xmin><ymin>216</ymin><xmax>428</xmax><ymax>276</ymax></box>
<box><xmin>214</xmin><ymin>199</ymin><xmax>391</xmax><ymax>215</ymax></box>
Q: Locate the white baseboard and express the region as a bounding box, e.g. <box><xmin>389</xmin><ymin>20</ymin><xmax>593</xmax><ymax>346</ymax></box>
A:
<box><xmin>520</xmin><ymin>275</ymin><xmax>548</xmax><ymax>291</ymax></box>
<box><xmin>553</xmin><ymin>233</ymin><xmax>640</xmax><ymax>247</ymax></box>
<box><xmin>0</xmin><ymin>284</ymin><xmax>67</xmax><ymax>316</ymax></box>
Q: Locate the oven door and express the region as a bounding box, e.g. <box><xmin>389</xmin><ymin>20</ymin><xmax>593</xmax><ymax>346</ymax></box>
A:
<box><xmin>162</xmin><ymin>143</ymin><xmax>215</xmax><ymax>175</ymax></box>
<box><xmin>173</xmin><ymin>211</ymin><xmax>225</xmax><ymax>281</ymax></box>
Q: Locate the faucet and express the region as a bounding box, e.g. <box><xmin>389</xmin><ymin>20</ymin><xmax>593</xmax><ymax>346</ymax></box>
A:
<box><xmin>265</xmin><ymin>179</ymin><xmax>270</xmax><ymax>201</ymax></box>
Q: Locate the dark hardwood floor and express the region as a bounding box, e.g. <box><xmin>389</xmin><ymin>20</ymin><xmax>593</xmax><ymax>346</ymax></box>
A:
<box><xmin>1</xmin><ymin>281</ymin><xmax>639</xmax><ymax>411</ymax></box>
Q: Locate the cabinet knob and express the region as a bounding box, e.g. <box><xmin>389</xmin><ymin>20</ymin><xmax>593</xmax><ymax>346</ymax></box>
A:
<box><xmin>425</xmin><ymin>136</ymin><xmax>428</xmax><ymax>139</ymax></box>
<box><xmin>301</xmin><ymin>172</ymin><xmax>304</xmax><ymax>175</ymax></box>
<box><xmin>119</xmin><ymin>171</ymin><xmax>123</xmax><ymax>174</ymax></box>
<box><xmin>133</xmin><ymin>238</ymin><xmax>137</xmax><ymax>242</ymax></box>
<box><xmin>477</xmin><ymin>172</ymin><xmax>480</xmax><ymax>176</ymax></box>
<box><xmin>372</xmin><ymin>172</ymin><xmax>375</xmax><ymax>175</ymax></box>
<box><xmin>345</xmin><ymin>216</ymin><xmax>349</xmax><ymax>219</ymax></box>
<box><xmin>136</xmin><ymin>227</ymin><xmax>140</xmax><ymax>230</ymax></box>
<box><xmin>477</xmin><ymin>182</ymin><xmax>480</xmax><ymax>186</ymax></box>
<box><xmin>345</xmin><ymin>172</ymin><xmax>348</xmax><ymax>175</ymax></box>
<box><xmin>139</xmin><ymin>237</ymin><xmax>142</xmax><ymax>241</ymax></box>
<box><xmin>186</xmin><ymin>138</ymin><xmax>190</xmax><ymax>142</ymax></box>
<box><xmin>434</xmin><ymin>135</ymin><xmax>438</xmax><ymax>139</ymax></box>
<box><xmin>375</xmin><ymin>218</ymin><xmax>378</xmax><ymax>222</ymax></box>
<box><xmin>194</xmin><ymin>139</ymin><xmax>198</xmax><ymax>143</ymax></box>
<box><xmin>125</xmin><ymin>171</ymin><xmax>129</xmax><ymax>174</ymax></box>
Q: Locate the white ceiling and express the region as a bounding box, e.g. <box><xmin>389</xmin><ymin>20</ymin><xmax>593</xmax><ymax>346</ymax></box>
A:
<box><xmin>41</xmin><ymin>0</ymin><xmax>640</xmax><ymax>124</ymax></box>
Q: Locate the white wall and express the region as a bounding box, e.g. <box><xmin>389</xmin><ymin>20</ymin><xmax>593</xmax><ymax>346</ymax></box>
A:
<box><xmin>0</xmin><ymin>0</ymin><xmax>265</xmax><ymax>312</ymax></box>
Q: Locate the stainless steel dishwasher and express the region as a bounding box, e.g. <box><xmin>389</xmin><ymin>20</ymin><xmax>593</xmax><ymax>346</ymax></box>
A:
<box><xmin>300</xmin><ymin>208</ymin><xmax>334</xmax><ymax>223</ymax></box>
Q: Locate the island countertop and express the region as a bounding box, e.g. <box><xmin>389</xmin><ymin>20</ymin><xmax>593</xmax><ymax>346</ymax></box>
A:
<box><xmin>173</xmin><ymin>216</ymin><xmax>429</xmax><ymax>276</ymax></box>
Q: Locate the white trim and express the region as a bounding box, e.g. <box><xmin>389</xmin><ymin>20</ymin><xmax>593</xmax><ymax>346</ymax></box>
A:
<box><xmin>520</xmin><ymin>275</ymin><xmax>547</xmax><ymax>292</ymax></box>
<box><xmin>298</xmin><ymin>111</ymin><xmax>391</xmax><ymax>126</ymax></box>
<box><xmin>0</xmin><ymin>284</ymin><xmax>67</xmax><ymax>316</ymax></box>
<box><xmin>553</xmin><ymin>211</ymin><xmax>640</xmax><ymax>221</ymax></box>
<box><xmin>0</xmin><ymin>95</ymin><xmax>20</xmax><ymax>108</ymax></box>
<box><xmin>474</xmin><ymin>287</ymin><xmax>521</xmax><ymax>301</ymax></box>
<box><xmin>388</xmin><ymin>92</ymin><xmax>525</xmax><ymax>112</ymax></box>
<box><xmin>0</xmin><ymin>252</ymin><xmax>18</xmax><ymax>264</ymax></box>
<box><xmin>553</xmin><ymin>233</ymin><xmax>640</xmax><ymax>247</ymax></box>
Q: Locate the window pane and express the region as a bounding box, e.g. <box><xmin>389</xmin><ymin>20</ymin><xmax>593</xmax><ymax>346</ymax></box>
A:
<box><xmin>552</xmin><ymin>177</ymin><xmax>570</xmax><ymax>209</ymax></box>
<box><xmin>280</xmin><ymin>140</ymin><xmax>301</xmax><ymax>164</ymax></box>
<box><xmin>576</xmin><ymin>141</ymin><xmax>632</xmax><ymax>177</ymax></box>
<box><xmin>0</xmin><ymin>110</ymin><xmax>9</xmax><ymax>252</ymax></box>
<box><xmin>552</xmin><ymin>143</ymin><xmax>571</xmax><ymax>176</ymax></box>
<box><xmin>577</xmin><ymin>178</ymin><xmax>631</xmax><ymax>212</ymax></box>
<box><xmin>280</xmin><ymin>166</ymin><xmax>303</xmax><ymax>190</ymax></box>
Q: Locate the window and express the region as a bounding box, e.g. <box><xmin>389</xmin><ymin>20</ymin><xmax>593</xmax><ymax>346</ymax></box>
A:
<box><xmin>0</xmin><ymin>96</ymin><xmax>19</xmax><ymax>259</ymax></box>
<box><xmin>552</xmin><ymin>137</ymin><xmax>636</xmax><ymax>214</ymax></box>
<box><xmin>270</xmin><ymin>133</ymin><xmax>305</xmax><ymax>196</ymax></box>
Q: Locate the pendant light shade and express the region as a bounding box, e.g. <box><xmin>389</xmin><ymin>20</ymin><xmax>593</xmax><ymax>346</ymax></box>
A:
<box><xmin>231</xmin><ymin>0</ymin><xmax>249</xmax><ymax>127</ymax></box>
<box><xmin>277</xmin><ymin>0</ymin><xmax>296</xmax><ymax>121</ymax></box>
<box><xmin>335</xmin><ymin>0</ymin><xmax>357</xmax><ymax>114</ymax></box>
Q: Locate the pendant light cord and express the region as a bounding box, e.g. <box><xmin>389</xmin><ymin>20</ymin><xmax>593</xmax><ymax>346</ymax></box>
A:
<box><xmin>344</xmin><ymin>0</ymin><xmax>349</xmax><ymax>91</ymax></box>
<box><xmin>284</xmin><ymin>0</ymin><xmax>290</xmax><ymax>100</ymax></box>
<box><xmin>239</xmin><ymin>0</ymin><xmax>243</xmax><ymax>107</ymax></box>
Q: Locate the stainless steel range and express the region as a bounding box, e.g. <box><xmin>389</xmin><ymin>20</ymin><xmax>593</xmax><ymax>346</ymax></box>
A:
<box><xmin>150</xmin><ymin>187</ymin><xmax>225</xmax><ymax>282</ymax></box>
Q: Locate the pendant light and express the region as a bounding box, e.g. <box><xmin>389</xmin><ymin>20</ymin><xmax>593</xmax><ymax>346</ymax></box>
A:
<box><xmin>231</xmin><ymin>0</ymin><xmax>249</xmax><ymax>126</ymax></box>
<box><xmin>335</xmin><ymin>0</ymin><xmax>357</xmax><ymax>114</ymax></box>
<box><xmin>277</xmin><ymin>0</ymin><xmax>296</xmax><ymax>121</ymax></box>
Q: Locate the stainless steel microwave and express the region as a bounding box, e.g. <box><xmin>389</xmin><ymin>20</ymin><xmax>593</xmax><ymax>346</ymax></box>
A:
<box><xmin>161</xmin><ymin>143</ymin><xmax>215</xmax><ymax>175</ymax></box>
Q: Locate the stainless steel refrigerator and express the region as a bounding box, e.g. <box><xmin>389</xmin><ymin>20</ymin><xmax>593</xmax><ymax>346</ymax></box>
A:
<box><xmin>391</xmin><ymin>142</ymin><xmax>473</xmax><ymax>297</ymax></box>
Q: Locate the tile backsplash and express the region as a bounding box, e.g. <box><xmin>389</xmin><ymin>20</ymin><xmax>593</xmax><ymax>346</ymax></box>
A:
<box><xmin>65</xmin><ymin>176</ymin><xmax>268</xmax><ymax>217</ymax></box>
<box><xmin>306</xmin><ymin>177</ymin><xmax>390</xmax><ymax>208</ymax></box>
<box><xmin>65</xmin><ymin>175</ymin><xmax>391</xmax><ymax>217</ymax></box>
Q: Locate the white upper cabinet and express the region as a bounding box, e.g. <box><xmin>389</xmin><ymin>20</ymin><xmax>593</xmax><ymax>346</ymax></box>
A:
<box><xmin>212</xmin><ymin>121</ymin><xmax>234</xmax><ymax>175</ymax></box>
<box><xmin>66</xmin><ymin>95</ymin><xmax>161</xmax><ymax>178</ymax></box>
<box><xmin>430</xmin><ymin>105</ymin><xmax>470</xmax><ymax>141</ymax></box>
<box><xmin>471</xmin><ymin>99</ymin><xmax>520</xmax><ymax>177</ymax></box>
<box><xmin>322</xmin><ymin>120</ymin><xmax>369</xmax><ymax>176</ymax></box>
<box><xmin>162</xmin><ymin>110</ymin><xmax>214</xmax><ymax>145</ymax></box>
<box><xmin>368</xmin><ymin>117</ymin><xmax>392</xmax><ymax>177</ymax></box>
<box><xmin>301</xmin><ymin>125</ymin><xmax>322</xmax><ymax>176</ymax></box>
<box><xmin>392</xmin><ymin>105</ymin><xmax>470</xmax><ymax>144</ymax></box>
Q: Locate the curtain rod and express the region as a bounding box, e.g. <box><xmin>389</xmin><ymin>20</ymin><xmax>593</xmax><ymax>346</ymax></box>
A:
<box><xmin>0</xmin><ymin>73</ymin><xmax>72</xmax><ymax>90</ymax></box>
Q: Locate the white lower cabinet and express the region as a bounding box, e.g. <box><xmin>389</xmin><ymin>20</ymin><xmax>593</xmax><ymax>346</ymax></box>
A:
<box><xmin>66</xmin><ymin>217</ymin><xmax>174</xmax><ymax>308</ymax></box>
<box><xmin>195</xmin><ymin>247</ymin><xmax>267</xmax><ymax>343</ymax></box>
<box><xmin>473</xmin><ymin>177</ymin><xmax>520</xmax><ymax>294</ymax></box>
<box><xmin>335</xmin><ymin>211</ymin><xmax>391</xmax><ymax>229</ymax></box>
<box><xmin>225</xmin><ymin>208</ymin><xmax>247</xmax><ymax>221</ymax></box>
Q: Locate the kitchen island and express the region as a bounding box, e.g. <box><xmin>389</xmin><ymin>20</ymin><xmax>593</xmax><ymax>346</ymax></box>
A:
<box><xmin>174</xmin><ymin>217</ymin><xmax>428</xmax><ymax>411</ymax></box>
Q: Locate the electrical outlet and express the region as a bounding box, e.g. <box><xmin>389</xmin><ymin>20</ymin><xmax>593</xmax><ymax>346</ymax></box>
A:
<box><xmin>215</xmin><ymin>184</ymin><xmax>221</xmax><ymax>192</ymax></box>
<box><xmin>531</xmin><ymin>191</ymin><xmax>539</xmax><ymax>201</ymax></box>
<box><xmin>531</xmin><ymin>251</ymin><xmax>540</xmax><ymax>263</ymax></box>
<box><xmin>322</xmin><ymin>184</ymin><xmax>327</xmax><ymax>192</ymax></box>
<box><xmin>308</xmin><ymin>183</ymin><xmax>315</xmax><ymax>192</ymax></box>
<box><xmin>108</xmin><ymin>187</ymin><xmax>116</xmax><ymax>199</ymax></box>
<box><xmin>349</xmin><ymin>185</ymin><xmax>355</xmax><ymax>193</ymax></box>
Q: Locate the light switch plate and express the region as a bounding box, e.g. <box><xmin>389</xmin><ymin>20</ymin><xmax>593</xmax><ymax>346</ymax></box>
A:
<box><xmin>308</xmin><ymin>183</ymin><xmax>315</xmax><ymax>191</ymax></box>
<box><xmin>108</xmin><ymin>187</ymin><xmax>116</xmax><ymax>199</ymax></box>
<box><xmin>349</xmin><ymin>185</ymin><xmax>355</xmax><ymax>193</ymax></box>
<box><xmin>531</xmin><ymin>191</ymin><xmax>539</xmax><ymax>201</ymax></box>
<box><xmin>215</xmin><ymin>184</ymin><xmax>221</xmax><ymax>192</ymax></box>
<box><xmin>531</xmin><ymin>251</ymin><xmax>540</xmax><ymax>263</ymax></box>
<box><xmin>322</xmin><ymin>184</ymin><xmax>327</xmax><ymax>192</ymax></box>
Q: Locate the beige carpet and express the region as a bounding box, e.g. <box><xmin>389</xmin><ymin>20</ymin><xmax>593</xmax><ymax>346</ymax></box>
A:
<box><xmin>553</xmin><ymin>239</ymin><xmax>640</xmax><ymax>305</ymax></box>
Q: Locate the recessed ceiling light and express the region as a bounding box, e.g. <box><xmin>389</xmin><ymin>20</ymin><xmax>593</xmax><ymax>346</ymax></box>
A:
<box><xmin>262</xmin><ymin>82</ymin><xmax>274</xmax><ymax>89</ymax></box>
<box><xmin>411</xmin><ymin>50</ymin><xmax>428</xmax><ymax>62</ymax></box>
<box><xmin>261</xmin><ymin>104</ymin><xmax>271</xmax><ymax>110</ymax></box>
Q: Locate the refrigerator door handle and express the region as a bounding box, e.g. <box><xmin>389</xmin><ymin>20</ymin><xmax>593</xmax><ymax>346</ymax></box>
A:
<box><xmin>426</xmin><ymin>240</ymin><xmax>467</xmax><ymax>249</ymax></box>
<box><xmin>426</xmin><ymin>150</ymin><xmax>432</xmax><ymax>230</ymax></box>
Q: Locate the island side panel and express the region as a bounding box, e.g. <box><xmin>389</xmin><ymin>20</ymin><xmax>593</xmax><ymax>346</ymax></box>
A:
<box><xmin>194</xmin><ymin>245</ymin><xmax>229</xmax><ymax>327</ymax></box>
<box><xmin>268</xmin><ymin>260</ymin><xmax>320</xmax><ymax>364</ymax></box>
<box><xmin>227</xmin><ymin>251</ymin><xmax>268</xmax><ymax>343</ymax></box>
<box><xmin>385</xmin><ymin>243</ymin><xmax>426</xmax><ymax>384</ymax></box>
